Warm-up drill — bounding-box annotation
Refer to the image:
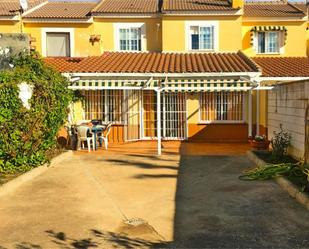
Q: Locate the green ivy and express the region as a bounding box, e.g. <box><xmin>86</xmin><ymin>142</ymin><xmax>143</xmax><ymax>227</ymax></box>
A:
<box><xmin>0</xmin><ymin>52</ymin><xmax>72</xmax><ymax>173</ymax></box>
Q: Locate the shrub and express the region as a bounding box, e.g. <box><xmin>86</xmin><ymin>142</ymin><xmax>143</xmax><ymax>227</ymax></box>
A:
<box><xmin>0</xmin><ymin>52</ymin><xmax>72</xmax><ymax>173</ymax></box>
<box><xmin>270</xmin><ymin>125</ymin><xmax>291</xmax><ymax>161</ymax></box>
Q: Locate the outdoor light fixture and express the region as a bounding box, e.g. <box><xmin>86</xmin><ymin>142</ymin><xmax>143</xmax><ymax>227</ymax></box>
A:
<box><xmin>89</xmin><ymin>35</ymin><xmax>101</xmax><ymax>45</ymax></box>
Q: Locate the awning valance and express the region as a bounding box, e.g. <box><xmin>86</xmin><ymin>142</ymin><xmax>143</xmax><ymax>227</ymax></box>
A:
<box><xmin>69</xmin><ymin>78</ymin><xmax>252</xmax><ymax>92</ymax></box>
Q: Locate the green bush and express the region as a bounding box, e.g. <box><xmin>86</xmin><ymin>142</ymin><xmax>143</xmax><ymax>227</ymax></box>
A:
<box><xmin>0</xmin><ymin>52</ymin><xmax>72</xmax><ymax>173</ymax></box>
<box><xmin>271</xmin><ymin>125</ymin><xmax>291</xmax><ymax>161</ymax></box>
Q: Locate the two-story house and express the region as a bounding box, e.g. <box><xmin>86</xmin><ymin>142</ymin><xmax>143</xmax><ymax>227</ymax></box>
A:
<box><xmin>0</xmin><ymin>0</ymin><xmax>308</xmax><ymax>154</ymax></box>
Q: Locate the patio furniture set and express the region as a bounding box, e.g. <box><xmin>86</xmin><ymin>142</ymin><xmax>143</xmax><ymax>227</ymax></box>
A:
<box><xmin>68</xmin><ymin>120</ymin><xmax>112</xmax><ymax>152</ymax></box>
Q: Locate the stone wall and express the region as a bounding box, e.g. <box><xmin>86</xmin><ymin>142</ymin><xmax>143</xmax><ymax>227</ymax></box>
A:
<box><xmin>268</xmin><ymin>81</ymin><xmax>309</xmax><ymax>160</ymax></box>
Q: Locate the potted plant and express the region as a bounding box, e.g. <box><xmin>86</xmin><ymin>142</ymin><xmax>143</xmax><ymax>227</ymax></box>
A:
<box><xmin>250</xmin><ymin>135</ymin><xmax>270</xmax><ymax>150</ymax></box>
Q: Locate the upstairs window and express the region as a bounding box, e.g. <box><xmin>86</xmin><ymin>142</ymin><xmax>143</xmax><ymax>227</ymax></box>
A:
<box><xmin>189</xmin><ymin>26</ymin><xmax>214</xmax><ymax>50</ymax></box>
<box><xmin>119</xmin><ymin>27</ymin><xmax>141</xmax><ymax>51</ymax></box>
<box><xmin>46</xmin><ymin>32</ymin><xmax>70</xmax><ymax>57</ymax></box>
<box><xmin>257</xmin><ymin>31</ymin><xmax>280</xmax><ymax>54</ymax></box>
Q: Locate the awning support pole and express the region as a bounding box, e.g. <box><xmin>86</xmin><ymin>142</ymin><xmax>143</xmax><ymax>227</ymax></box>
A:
<box><xmin>248</xmin><ymin>90</ymin><xmax>253</xmax><ymax>138</ymax></box>
<box><xmin>156</xmin><ymin>89</ymin><xmax>161</xmax><ymax>156</ymax></box>
<box><xmin>256</xmin><ymin>90</ymin><xmax>260</xmax><ymax>135</ymax></box>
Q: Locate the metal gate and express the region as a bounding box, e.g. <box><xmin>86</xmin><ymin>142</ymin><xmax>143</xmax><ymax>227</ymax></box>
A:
<box><xmin>162</xmin><ymin>92</ymin><xmax>187</xmax><ymax>140</ymax></box>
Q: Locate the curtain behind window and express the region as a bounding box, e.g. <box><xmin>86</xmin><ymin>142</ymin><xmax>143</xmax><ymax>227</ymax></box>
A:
<box><xmin>46</xmin><ymin>32</ymin><xmax>70</xmax><ymax>57</ymax></box>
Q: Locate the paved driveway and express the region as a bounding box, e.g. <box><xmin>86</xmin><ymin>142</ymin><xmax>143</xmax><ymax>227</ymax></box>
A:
<box><xmin>0</xmin><ymin>150</ymin><xmax>309</xmax><ymax>248</ymax></box>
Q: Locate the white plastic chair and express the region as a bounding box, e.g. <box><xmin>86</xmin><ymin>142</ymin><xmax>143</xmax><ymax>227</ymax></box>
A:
<box><xmin>76</xmin><ymin>126</ymin><xmax>94</xmax><ymax>152</ymax></box>
<box><xmin>97</xmin><ymin>123</ymin><xmax>112</xmax><ymax>150</ymax></box>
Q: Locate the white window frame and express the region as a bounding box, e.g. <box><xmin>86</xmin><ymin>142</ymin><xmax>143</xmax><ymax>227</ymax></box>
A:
<box><xmin>198</xmin><ymin>92</ymin><xmax>246</xmax><ymax>124</ymax></box>
<box><xmin>254</xmin><ymin>31</ymin><xmax>284</xmax><ymax>55</ymax></box>
<box><xmin>185</xmin><ymin>21</ymin><xmax>219</xmax><ymax>52</ymax></box>
<box><xmin>42</xmin><ymin>28</ymin><xmax>75</xmax><ymax>57</ymax></box>
<box><xmin>114</xmin><ymin>23</ymin><xmax>146</xmax><ymax>52</ymax></box>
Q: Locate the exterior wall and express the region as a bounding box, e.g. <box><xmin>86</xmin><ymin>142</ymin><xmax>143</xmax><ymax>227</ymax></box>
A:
<box><xmin>242</xmin><ymin>21</ymin><xmax>307</xmax><ymax>57</ymax></box>
<box><xmin>268</xmin><ymin>81</ymin><xmax>309</xmax><ymax>159</ymax></box>
<box><xmin>93</xmin><ymin>18</ymin><xmax>162</xmax><ymax>52</ymax></box>
<box><xmin>23</xmin><ymin>22</ymin><xmax>101</xmax><ymax>57</ymax></box>
<box><xmin>162</xmin><ymin>15</ymin><xmax>242</xmax><ymax>52</ymax></box>
<box><xmin>186</xmin><ymin>93</ymin><xmax>249</xmax><ymax>142</ymax></box>
<box><xmin>0</xmin><ymin>21</ymin><xmax>21</xmax><ymax>33</ymax></box>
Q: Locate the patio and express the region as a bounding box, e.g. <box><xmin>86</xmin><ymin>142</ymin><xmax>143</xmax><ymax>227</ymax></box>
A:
<box><xmin>74</xmin><ymin>141</ymin><xmax>251</xmax><ymax>156</ymax></box>
<box><xmin>1</xmin><ymin>142</ymin><xmax>309</xmax><ymax>248</ymax></box>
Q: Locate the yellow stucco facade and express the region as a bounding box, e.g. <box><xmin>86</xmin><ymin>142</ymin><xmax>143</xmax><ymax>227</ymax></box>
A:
<box><xmin>0</xmin><ymin>1</ymin><xmax>307</xmax><ymax>142</ymax></box>
<box><xmin>0</xmin><ymin>21</ymin><xmax>21</xmax><ymax>33</ymax></box>
<box><xmin>23</xmin><ymin>22</ymin><xmax>101</xmax><ymax>57</ymax></box>
<box><xmin>162</xmin><ymin>15</ymin><xmax>242</xmax><ymax>52</ymax></box>
<box><xmin>242</xmin><ymin>21</ymin><xmax>307</xmax><ymax>57</ymax></box>
<box><xmin>93</xmin><ymin>18</ymin><xmax>162</xmax><ymax>52</ymax></box>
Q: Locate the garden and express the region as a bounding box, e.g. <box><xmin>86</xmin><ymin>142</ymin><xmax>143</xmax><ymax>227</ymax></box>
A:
<box><xmin>0</xmin><ymin>49</ymin><xmax>72</xmax><ymax>184</ymax></box>
<box><xmin>241</xmin><ymin>126</ymin><xmax>309</xmax><ymax>193</ymax></box>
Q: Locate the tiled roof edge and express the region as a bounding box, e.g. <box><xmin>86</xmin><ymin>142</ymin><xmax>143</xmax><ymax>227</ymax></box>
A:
<box><xmin>237</xmin><ymin>50</ymin><xmax>262</xmax><ymax>73</ymax></box>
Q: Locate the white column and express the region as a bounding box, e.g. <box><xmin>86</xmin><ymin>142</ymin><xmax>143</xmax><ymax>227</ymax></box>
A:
<box><xmin>248</xmin><ymin>90</ymin><xmax>253</xmax><ymax>138</ymax></box>
<box><xmin>157</xmin><ymin>89</ymin><xmax>161</xmax><ymax>156</ymax></box>
<box><xmin>256</xmin><ymin>90</ymin><xmax>260</xmax><ymax>135</ymax></box>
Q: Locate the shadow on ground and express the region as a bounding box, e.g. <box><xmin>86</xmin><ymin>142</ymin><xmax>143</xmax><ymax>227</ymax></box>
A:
<box><xmin>4</xmin><ymin>229</ymin><xmax>167</xmax><ymax>249</ymax></box>
<box><xmin>167</xmin><ymin>152</ymin><xmax>309</xmax><ymax>248</ymax></box>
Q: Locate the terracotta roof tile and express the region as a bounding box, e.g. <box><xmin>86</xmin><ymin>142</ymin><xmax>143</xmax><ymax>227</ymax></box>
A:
<box><xmin>162</xmin><ymin>0</ymin><xmax>237</xmax><ymax>12</ymax></box>
<box><xmin>44</xmin><ymin>51</ymin><xmax>260</xmax><ymax>74</ymax></box>
<box><xmin>24</xmin><ymin>2</ymin><xmax>96</xmax><ymax>19</ymax></box>
<box><xmin>0</xmin><ymin>0</ymin><xmax>45</xmax><ymax>17</ymax></box>
<box><xmin>253</xmin><ymin>57</ymin><xmax>309</xmax><ymax>77</ymax></box>
<box><xmin>244</xmin><ymin>2</ymin><xmax>306</xmax><ymax>17</ymax></box>
<box><xmin>92</xmin><ymin>0</ymin><xmax>158</xmax><ymax>14</ymax></box>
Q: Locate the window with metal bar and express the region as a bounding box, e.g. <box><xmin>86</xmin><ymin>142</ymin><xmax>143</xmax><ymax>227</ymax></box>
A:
<box><xmin>199</xmin><ymin>92</ymin><xmax>245</xmax><ymax>123</ymax></box>
<box><xmin>81</xmin><ymin>90</ymin><xmax>124</xmax><ymax>124</ymax></box>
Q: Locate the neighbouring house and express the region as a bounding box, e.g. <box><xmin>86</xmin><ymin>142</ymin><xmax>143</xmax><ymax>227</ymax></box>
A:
<box><xmin>0</xmin><ymin>0</ymin><xmax>308</xmax><ymax>156</ymax></box>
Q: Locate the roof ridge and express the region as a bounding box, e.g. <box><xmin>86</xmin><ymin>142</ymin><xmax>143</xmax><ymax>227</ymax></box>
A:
<box><xmin>288</xmin><ymin>2</ymin><xmax>306</xmax><ymax>14</ymax></box>
<box><xmin>237</xmin><ymin>50</ymin><xmax>262</xmax><ymax>72</ymax></box>
<box><xmin>245</xmin><ymin>1</ymin><xmax>287</xmax><ymax>5</ymax></box>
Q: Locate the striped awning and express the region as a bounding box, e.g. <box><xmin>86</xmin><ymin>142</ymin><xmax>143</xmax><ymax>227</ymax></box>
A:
<box><xmin>69</xmin><ymin>79</ymin><xmax>159</xmax><ymax>89</ymax></box>
<box><xmin>162</xmin><ymin>79</ymin><xmax>252</xmax><ymax>92</ymax></box>
<box><xmin>251</xmin><ymin>26</ymin><xmax>287</xmax><ymax>32</ymax></box>
<box><xmin>69</xmin><ymin>78</ymin><xmax>252</xmax><ymax>92</ymax></box>
<box><xmin>250</xmin><ymin>26</ymin><xmax>288</xmax><ymax>45</ymax></box>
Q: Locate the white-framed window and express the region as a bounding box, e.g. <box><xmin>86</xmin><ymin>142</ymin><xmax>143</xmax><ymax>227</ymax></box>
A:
<box><xmin>42</xmin><ymin>28</ymin><xmax>74</xmax><ymax>57</ymax></box>
<box><xmin>114</xmin><ymin>23</ymin><xmax>146</xmax><ymax>52</ymax></box>
<box><xmin>199</xmin><ymin>92</ymin><xmax>245</xmax><ymax>123</ymax></box>
<box><xmin>186</xmin><ymin>21</ymin><xmax>218</xmax><ymax>51</ymax></box>
<box><xmin>256</xmin><ymin>31</ymin><xmax>281</xmax><ymax>54</ymax></box>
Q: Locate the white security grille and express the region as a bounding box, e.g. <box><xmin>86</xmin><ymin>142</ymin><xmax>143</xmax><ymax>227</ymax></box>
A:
<box><xmin>82</xmin><ymin>90</ymin><xmax>123</xmax><ymax>123</ymax></box>
<box><xmin>199</xmin><ymin>91</ymin><xmax>245</xmax><ymax>122</ymax></box>
<box><xmin>162</xmin><ymin>92</ymin><xmax>187</xmax><ymax>140</ymax></box>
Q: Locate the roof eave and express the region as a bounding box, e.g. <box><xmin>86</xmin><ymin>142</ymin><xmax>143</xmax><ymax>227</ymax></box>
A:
<box><xmin>243</xmin><ymin>15</ymin><xmax>307</xmax><ymax>22</ymax></box>
<box><xmin>64</xmin><ymin>72</ymin><xmax>262</xmax><ymax>78</ymax></box>
<box><xmin>0</xmin><ymin>15</ymin><xmax>20</xmax><ymax>21</ymax></box>
<box><xmin>92</xmin><ymin>13</ymin><xmax>159</xmax><ymax>18</ymax></box>
<box><xmin>162</xmin><ymin>9</ymin><xmax>242</xmax><ymax>16</ymax></box>
<box><xmin>23</xmin><ymin>17</ymin><xmax>93</xmax><ymax>23</ymax></box>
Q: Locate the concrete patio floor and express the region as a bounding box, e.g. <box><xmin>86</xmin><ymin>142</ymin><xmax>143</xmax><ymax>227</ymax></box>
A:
<box><xmin>0</xmin><ymin>142</ymin><xmax>309</xmax><ymax>248</ymax></box>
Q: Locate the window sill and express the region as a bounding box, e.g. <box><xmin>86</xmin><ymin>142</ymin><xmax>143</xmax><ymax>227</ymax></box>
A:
<box><xmin>256</xmin><ymin>52</ymin><xmax>281</xmax><ymax>55</ymax></box>
<box><xmin>198</xmin><ymin>121</ymin><xmax>246</xmax><ymax>125</ymax></box>
<box><xmin>188</xmin><ymin>49</ymin><xmax>216</xmax><ymax>53</ymax></box>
